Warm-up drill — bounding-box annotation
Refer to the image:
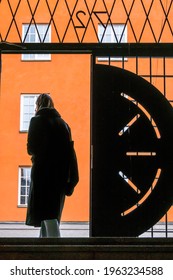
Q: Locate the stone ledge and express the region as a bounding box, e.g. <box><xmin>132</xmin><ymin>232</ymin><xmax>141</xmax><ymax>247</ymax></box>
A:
<box><xmin>0</xmin><ymin>238</ymin><xmax>173</xmax><ymax>259</ymax></box>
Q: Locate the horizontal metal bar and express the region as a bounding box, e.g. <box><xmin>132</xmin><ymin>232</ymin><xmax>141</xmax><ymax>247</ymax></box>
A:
<box><xmin>1</xmin><ymin>43</ymin><xmax>173</xmax><ymax>57</ymax></box>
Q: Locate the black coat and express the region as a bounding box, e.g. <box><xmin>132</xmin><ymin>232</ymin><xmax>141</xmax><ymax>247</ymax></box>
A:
<box><xmin>26</xmin><ymin>108</ymin><xmax>70</xmax><ymax>227</ymax></box>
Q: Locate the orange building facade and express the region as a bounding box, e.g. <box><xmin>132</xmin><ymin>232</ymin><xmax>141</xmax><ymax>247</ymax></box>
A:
<box><xmin>0</xmin><ymin>0</ymin><xmax>173</xmax><ymax>224</ymax></box>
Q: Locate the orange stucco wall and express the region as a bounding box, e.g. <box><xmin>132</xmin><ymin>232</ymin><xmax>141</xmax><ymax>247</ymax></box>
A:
<box><xmin>0</xmin><ymin>53</ymin><xmax>90</xmax><ymax>221</ymax></box>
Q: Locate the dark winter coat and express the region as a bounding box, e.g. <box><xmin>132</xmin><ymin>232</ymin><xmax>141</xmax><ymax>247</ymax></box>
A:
<box><xmin>26</xmin><ymin>108</ymin><xmax>70</xmax><ymax>227</ymax></box>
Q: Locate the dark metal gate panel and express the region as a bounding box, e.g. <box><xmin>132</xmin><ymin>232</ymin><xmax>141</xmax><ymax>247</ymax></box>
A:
<box><xmin>91</xmin><ymin>63</ymin><xmax>173</xmax><ymax>237</ymax></box>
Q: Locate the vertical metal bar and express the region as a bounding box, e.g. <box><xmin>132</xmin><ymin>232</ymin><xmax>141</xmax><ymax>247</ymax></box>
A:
<box><xmin>163</xmin><ymin>56</ymin><xmax>166</xmax><ymax>97</ymax></box>
<box><xmin>149</xmin><ymin>56</ymin><xmax>152</xmax><ymax>84</ymax></box>
<box><xmin>90</xmin><ymin>54</ymin><xmax>96</xmax><ymax>237</ymax></box>
<box><xmin>108</xmin><ymin>56</ymin><xmax>111</xmax><ymax>66</ymax></box>
<box><xmin>149</xmin><ymin>55</ymin><xmax>155</xmax><ymax>238</ymax></box>
<box><xmin>0</xmin><ymin>52</ymin><xmax>1</xmax><ymax>95</ymax></box>
<box><xmin>150</xmin><ymin>55</ymin><xmax>154</xmax><ymax>238</ymax></box>
<box><xmin>136</xmin><ymin>56</ymin><xmax>138</xmax><ymax>76</ymax></box>
<box><xmin>165</xmin><ymin>212</ymin><xmax>168</xmax><ymax>238</ymax></box>
<box><xmin>121</xmin><ymin>56</ymin><xmax>124</xmax><ymax>69</ymax></box>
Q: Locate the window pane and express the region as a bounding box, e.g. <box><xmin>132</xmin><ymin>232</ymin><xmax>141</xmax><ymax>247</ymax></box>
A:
<box><xmin>27</xmin><ymin>187</ymin><xmax>30</xmax><ymax>195</ymax></box>
<box><xmin>19</xmin><ymin>167</ymin><xmax>31</xmax><ymax>206</ymax></box>
<box><xmin>22</xmin><ymin>121</ymin><xmax>29</xmax><ymax>131</ymax></box>
<box><xmin>23</xmin><ymin>114</ymin><xmax>30</xmax><ymax>122</ymax></box>
<box><xmin>22</xmin><ymin>24</ymin><xmax>51</xmax><ymax>60</ymax></box>
<box><xmin>30</xmin><ymin>34</ymin><xmax>35</xmax><ymax>42</ymax></box>
<box><xmin>20</xmin><ymin>196</ymin><xmax>26</xmax><ymax>205</ymax></box>
<box><xmin>21</xmin><ymin>178</ymin><xmax>26</xmax><ymax>186</ymax></box>
<box><xmin>21</xmin><ymin>187</ymin><xmax>26</xmax><ymax>195</ymax></box>
<box><xmin>20</xmin><ymin>94</ymin><xmax>39</xmax><ymax>131</ymax></box>
<box><xmin>98</xmin><ymin>23</ymin><xmax>127</xmax><ymax>61</ymax></box>
<box><xmin>98</xmin><ymin>23</ymin><xmax>127</xmax><ymax>43</ymax></box>
<box><xmin>30</xmin><ymin>25</ymin><xmax>35</xmax><ymax>33</ymax></box>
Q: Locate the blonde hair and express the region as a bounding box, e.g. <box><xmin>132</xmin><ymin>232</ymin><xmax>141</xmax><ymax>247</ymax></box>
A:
<box><xmin>36</xmin><ymin>94</ymin><xmax>54</xmax><ymax>110</ymax></box>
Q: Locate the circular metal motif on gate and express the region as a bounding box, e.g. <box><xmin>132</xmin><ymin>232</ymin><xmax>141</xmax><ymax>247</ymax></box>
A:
<box><xmin>92</xmin><ymin>65</ymin><xmax>173</xmax><ymax>236</ymax></box>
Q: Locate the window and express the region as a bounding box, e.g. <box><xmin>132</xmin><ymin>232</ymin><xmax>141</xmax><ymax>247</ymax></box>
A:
<box><xmin>18</xmin><ymin>167</ymin><xmax>31</xmax><ymax>206</ymax></box>
<box><xmin>98</xmin><ymin>23</ymin><xmax>127</xmax><ymax>61</ymax></box>
<box><xmin>20</xmin><ymin>94</ymin><xmax>39</xmax><ymax>131</ymax></box>
<box><xmin>22</xmin><ymin>24</ymin><xmax>51</xmax><ymax>60</ymax></box>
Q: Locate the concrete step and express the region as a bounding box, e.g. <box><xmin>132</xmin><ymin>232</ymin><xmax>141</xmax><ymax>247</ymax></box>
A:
<box><xmin>0</xmin><ymin>222</ymin><xmax>173</xmax><ymax>259</ymax></box>
<box><xmin>0</xmin><ymin>237</ymin><xmax>173</xmax><ymax>259</ymax></box>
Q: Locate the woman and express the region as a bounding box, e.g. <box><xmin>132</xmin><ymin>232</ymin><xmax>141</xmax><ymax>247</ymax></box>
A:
<box><xmin>26</xmin><ymin>94</ymin><xmax>70</xmax><ymax>237</ymax></box>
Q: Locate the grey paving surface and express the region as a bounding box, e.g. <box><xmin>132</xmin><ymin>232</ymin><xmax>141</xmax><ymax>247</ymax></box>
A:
<box><xmin>0</xmin><ymin>222</ymin><xmax>89</xmax><ymax>238</ymax></box>
<box><xmin>0</xmin><ymin>222</ymin><xmax>173</xmax><ymax>238</ymax></box>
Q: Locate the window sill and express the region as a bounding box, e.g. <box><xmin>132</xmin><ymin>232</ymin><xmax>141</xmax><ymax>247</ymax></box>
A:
<box><xmin>19</xmin><ymin>130</ymin><xmax>28</xmax><ymax>133</ymax></box>
<box><xmin>21</xmin><ymin>59</ymin><xmax>52</xmax><ymax>62</ymax></box>
<box><xmin>97</xmin><ymin>57</ymin><xmax>128</xmax><ymax>62</ymax></box>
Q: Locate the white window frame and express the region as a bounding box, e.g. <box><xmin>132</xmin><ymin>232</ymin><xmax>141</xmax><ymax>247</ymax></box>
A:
<box><xmin>20</xmin><ymin>94</ymin><xmax>39</xmax><ymax>132</ymax></box>
<box><xmin>22</xmin><ymin>23</ymin><xmax>51</xmax><ymax>61</ymax></box>
<box><xmin>98</xmin><ymin>23</ymin><xmax>127</xmax><ymax>61</ymax></box>
<box><xmin>18</xmin><ymin>167</ymin><xmax>31</xmax><ymax>207</ymax></box>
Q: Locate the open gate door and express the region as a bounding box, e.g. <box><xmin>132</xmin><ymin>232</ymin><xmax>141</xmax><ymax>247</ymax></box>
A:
<box><xmin>91</xmin><ymin>64</ymin><xmax>173</xmax><ymax>237</ymax></box>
